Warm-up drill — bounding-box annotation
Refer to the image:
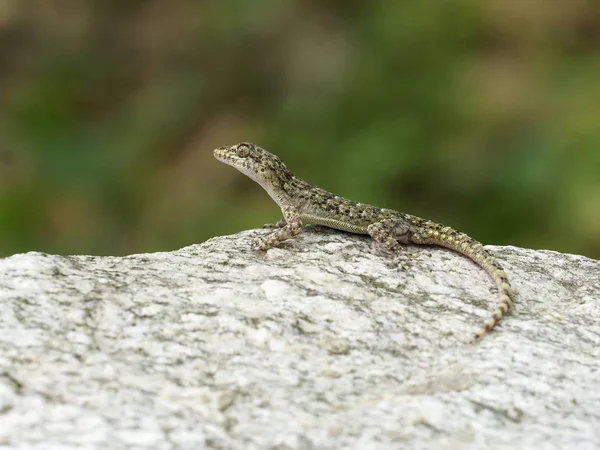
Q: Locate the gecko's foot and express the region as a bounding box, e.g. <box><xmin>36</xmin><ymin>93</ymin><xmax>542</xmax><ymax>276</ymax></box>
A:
<box><xmin>261</xmin><ymin>220</ymin><xmax>286</xmax><ymax>229</ymax></box>
<box><xmin>386</xmin><ymin>248</ymin><xmax>417</xmax><ymax>271</ymax></box>
<box><xmin>251</xmin><ymin>236</ymin><xmax>270</xmax><ymax>251</ymax></box>
<box><xmin>388</xmin><ymin>256</ymin><xmax>408</xmax><ymax>271</ymax></box>
<box><xmin>252</xmin><ymin>234</ymin><xmax>284</xmax><ymax>251</ymax></box>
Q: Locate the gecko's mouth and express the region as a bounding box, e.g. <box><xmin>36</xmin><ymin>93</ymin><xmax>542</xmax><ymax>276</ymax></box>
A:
<box><xmin>214</xmin><ymin>146</ymin><xmax>248</xmax><ymax>173</ymax></box>
<box><xmin>213</xmin><ymin>147</ymin><xmax>236</xmax><ymax>166</ymax></box>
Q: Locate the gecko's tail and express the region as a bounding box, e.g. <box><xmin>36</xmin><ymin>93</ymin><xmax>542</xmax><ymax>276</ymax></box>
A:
<box><xmin>469</xmin><ymin>268</ymin><xmax>513</xmax><ymax>343</ymax></box>
<box><xmin>411</xmin><ymin>223</ymin><xmax>514</xmax><ymax>342</ymax></box>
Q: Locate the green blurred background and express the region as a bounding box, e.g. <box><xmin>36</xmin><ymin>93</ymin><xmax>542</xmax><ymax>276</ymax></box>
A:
<box><xmin>1</xmin><ymin>0</ymin><xmax>599</xmax><ymax>259</ymax></box>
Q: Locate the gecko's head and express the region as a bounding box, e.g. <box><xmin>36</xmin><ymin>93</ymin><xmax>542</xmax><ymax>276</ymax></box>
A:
<box><xmin>213</xmin><ymin>142</ymin><xmax>292</xmax><ymax>186</ymax></box>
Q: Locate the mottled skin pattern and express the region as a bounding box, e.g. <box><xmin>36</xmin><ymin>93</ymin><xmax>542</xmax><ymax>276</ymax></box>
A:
<box><xmin>214</xmin><ymin>142</ymin><xmax>514</xmax><ymax>342</ymax></box>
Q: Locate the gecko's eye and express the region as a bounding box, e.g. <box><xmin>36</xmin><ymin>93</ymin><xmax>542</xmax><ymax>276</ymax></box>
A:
<box><xmin>236</xmin><ymin>144</ymin><xmax>251</xmax><ymax>158</ymax></box>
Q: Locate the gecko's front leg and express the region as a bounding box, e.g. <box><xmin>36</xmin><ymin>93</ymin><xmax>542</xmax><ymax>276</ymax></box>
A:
<box><xmin>253</xmin><ymin>205</ymin><xmax>303</xmax><ymax>251</ymax></box>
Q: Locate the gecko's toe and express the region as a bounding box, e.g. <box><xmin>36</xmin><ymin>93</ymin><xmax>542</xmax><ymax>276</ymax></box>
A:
<box><xmin>251</xmin><ymin>237</ymin><xmax>269</xmax><ymax>251</ymax></box>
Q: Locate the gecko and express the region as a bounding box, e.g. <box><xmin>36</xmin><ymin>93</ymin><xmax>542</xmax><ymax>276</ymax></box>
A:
<box><xmin>214</xmin><ymin>142</ymin><xmax>514</xmax><ymax>342</ymax></box>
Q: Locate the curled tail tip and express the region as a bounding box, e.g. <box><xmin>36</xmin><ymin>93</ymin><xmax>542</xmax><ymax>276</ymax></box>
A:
<box><xmin>469</xmin><ymin>328</ymin><xmax>486</xmax><ymax>344</ymax></box>
<box><xmin>470</xmin><ymin>314</ymin><xmax>504</xmax><ymax>343</ymax></box>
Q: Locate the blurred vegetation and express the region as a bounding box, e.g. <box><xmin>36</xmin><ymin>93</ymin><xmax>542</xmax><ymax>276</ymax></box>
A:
<box><xmin>1</xmin><ymin>0</ymin><xmax>599</xmax><ymax>258</ymax></box>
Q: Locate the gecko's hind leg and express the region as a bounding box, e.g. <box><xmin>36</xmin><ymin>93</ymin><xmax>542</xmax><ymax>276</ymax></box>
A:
<box><xmin>367</xmin><ymin>218</ymin><xmax>418</xmax><ymax>270</ymax></box>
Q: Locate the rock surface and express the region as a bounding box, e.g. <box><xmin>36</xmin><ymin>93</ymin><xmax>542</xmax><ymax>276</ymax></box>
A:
<box><xmin>0</xmin><ymin>227</ymin><xmax>599</xmax><ymax>449</ymax></box>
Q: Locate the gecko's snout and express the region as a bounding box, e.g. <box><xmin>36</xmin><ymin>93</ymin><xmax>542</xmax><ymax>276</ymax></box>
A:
<box><xmin>213</xmin><ymin>146</ymin><xmax>231</xmax><ymax>162</ymax></box>
<box><xmin>214</xmin><ymin>143</ymin><xmax>255</xmax><ymax>164</ymax></box>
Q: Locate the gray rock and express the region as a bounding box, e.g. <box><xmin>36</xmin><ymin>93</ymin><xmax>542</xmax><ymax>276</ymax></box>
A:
<box><xmin>0</xmin><ymin>227</ymin><xmax>599</xmax><ymax>449</ymax></box>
